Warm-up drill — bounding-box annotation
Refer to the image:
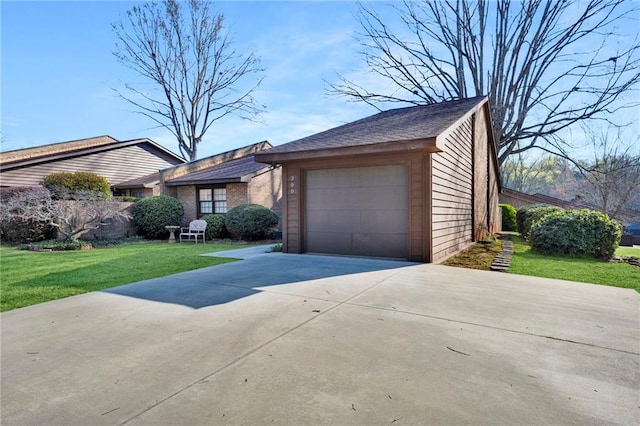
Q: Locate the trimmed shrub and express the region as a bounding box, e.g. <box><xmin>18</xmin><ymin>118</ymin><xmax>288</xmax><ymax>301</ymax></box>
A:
<box><xmin>132</xmin><ymin>195</ymin><xmax>184</xmax><ymax>239</ymax></box>
<box><xmin>19</xmin><ymin>239</ymin><xmax>92</xmax><ymax>251</ymax></box>
<box><xmin>529</xmin><ymin>209</ymin><xmax>621</xmax><ymax>258</ymax></box>
<box><xmin>499</xmin><ymin>203</ymin><xmax>517</xmax><ymax>231</ymax></box>
<box><xmin>225</xmin><ymin>204</ymin><xmax>279</xmax><ymax>240</ymax></box>
<box><xmin>0</xmin><ymin>186</ymin><xmax>56</xmax><ymax>243</ymax></box>
<box><xmin>202</xmin><ymin>214</ymin><xmax>228</xmax><ymax>240</ymax></box>
<box><xmin>517</xmin><ymin>204</ymin><xmax>564</xmax><ymax>239</ymax></box>
<box><xmin>516</xmin><ymin>203</ymin><xmax>549</xmax><ymax>235</ymax></box>
<box><xmin>41</xmin><ymin>171</ymin><xmax>111</xmax><ymax>199</ymax></box>
<box><xmin>113</xmin><ymin>196</ymin><xmax>139</xmax><ymax>202</ymax></box>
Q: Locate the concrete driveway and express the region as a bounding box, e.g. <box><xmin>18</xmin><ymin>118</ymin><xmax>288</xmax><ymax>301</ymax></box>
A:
<box><xmin>1</xmin><ymin>250</ymin><xmax>638</xmax><ymax>425</ymax></box>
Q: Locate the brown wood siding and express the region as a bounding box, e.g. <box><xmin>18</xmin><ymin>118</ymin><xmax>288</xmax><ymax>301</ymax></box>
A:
<box><xmin>431</xmin><ymin>117</ymin><xmax>474</xmax><ymax>262</ymax></box>
<box><xmin>283</xmin><ymin>164</ymin><xmax>302</xmax><ymax>253</ymax></box>
<box><xmin>473</xmin><ymin>112</ymin><xmax>490</xmax><ymax>240</ymax></box>
<box><xmin>488</xmin><ymin>138</ymin><xmax>501</xmax><ymax>234</ymax></box>
<box><xmin>0</xmin><ymin>145</ymin><xmax>180</xmax><ymax>187</ymax></box>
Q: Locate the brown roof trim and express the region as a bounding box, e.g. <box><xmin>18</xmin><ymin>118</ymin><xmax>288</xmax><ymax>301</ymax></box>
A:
<box><xmin>165</xmin><ymin>177</ymin><xmax>245</xmax><ymax>186</ymax></box>
<box><xmin>0</xmin><ymin>135</ymin><xmax>118</xmax><ymax>165</ymax></box>
<box><xmin>433</xmin><ymin>97</ymin><xmax>487</xmax><ymax>150</ymax></box>
<box><xmin>255</xmin><ymin>137</ymin><xmax>439</xmax><ymax>164</ymax></box>
<box><xmin>160</xmin><ymin>141</ymin><xmax>271</xmax><ymax>180</ymax></box>
<box><xmin>1</xmin><ymin>137</ymin><xmax>184</xmax><ymax>171</ymax></box>
<box><xmin>113</xmin><ymin>172</ymin><xmax>161</xmax><ymax>189</ymax></box>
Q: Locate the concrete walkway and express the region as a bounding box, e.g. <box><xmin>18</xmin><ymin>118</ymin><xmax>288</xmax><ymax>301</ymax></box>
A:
<box><xmin>1</xmin><ymin>251</ymin><xmax>638</xmax><ymax>425</ymax></box>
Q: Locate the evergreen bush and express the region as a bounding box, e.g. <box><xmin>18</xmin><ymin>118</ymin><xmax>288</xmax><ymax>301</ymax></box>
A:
<box><xmin>132</xmin><ymin>195</ymin><xmax>184</xmax><ymax>239</ymax></box>
<box><xmin>529</xmin><ymin>209</ymin><xmax>621</xmax><ymax>258</ymax></box>
<box><xmin>225</xmin><ymin>204</ymin><xmax>279</xmax><ymax>240</ymax></box>
<box><xmin>516</xmin><ymin>204</ymin><xmax>564</xmax><ymax>239</ymax></box>
<box><xmin>499</xmin><ymin>203</ymin><xmax>517</xmax><ymax>231</ymax></box>
<box><xmin>201</xmin><ymin>214</ymin><xmax>228</xmax><ymax>240</ymax></box>
<box><xmin>41</xmin><ymin>171</ymin><xmax>111</xmax><ymax>199</ymax></box>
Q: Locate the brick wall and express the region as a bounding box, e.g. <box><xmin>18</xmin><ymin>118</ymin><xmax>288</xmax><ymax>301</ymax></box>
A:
<box><xmin>80</xmin><ymin>202</ymin><xmax>136</xmax><ymax>239</ymax></box>
<box><xmin>248</xmin><ymin>167</ymin><xmax>283</xmax><ymax>228</ymax></box>
<box><xmin>226</xmin><ymin>183</ymin><xmax>248</xmax><ymax>210</ymax></box>
<box><xmin>175</xmin><ymin>185</ymin><xmax>197</xmax><ymax>225</ymax></box>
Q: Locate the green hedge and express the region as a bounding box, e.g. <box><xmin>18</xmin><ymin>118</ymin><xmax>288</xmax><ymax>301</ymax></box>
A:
<box><xmin>201</xmin><ymin>214</ymin><xmax>228</xmax><ymax>240</ymax></box>
<box><xmin>499</xmin><ymin>203</ymin><xmax>517</xmax><ymax>231</ymax></box>
<box><xmin>529</xmin><ymin>209</ymin><xmax>621</xmax><ymax>258</ymax></box>
<box><xmin>225</xmin><ymin>204</ymin><xmax>279</xmax><ymax>240</ymax></box>
<box><xmin>41</xmin><ymin>171</ymin><xmax>111</xmax><ymax>199</ymax></box>
<box><xmin>516</xmin><ymin>204</ymin><xmax>564</xmax><ymax>239</ymax></box>
<box><xmin>132</xmin><ymin>195</ymin><xmax>184</xmax><ymax>239</ymax></box>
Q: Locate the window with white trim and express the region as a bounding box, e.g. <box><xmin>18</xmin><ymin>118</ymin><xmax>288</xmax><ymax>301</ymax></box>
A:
<box><xmin>198</xmin><ymin>187</ymin><xmax>227</xmax><ymax>215</ymax></box>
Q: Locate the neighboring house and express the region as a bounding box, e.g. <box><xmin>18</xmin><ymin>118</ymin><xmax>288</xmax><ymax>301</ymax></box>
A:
<box><xmin>0</xmin><ymin>135</ymin><xmax>185</xmax><ymax>196</ymax></box>
<box><xmin>159</xmin><ymin>141</ymin><xmax>282</xmax><ymax>225</ymax></box>
<box><xmin>499</xmin><ymin>188</ymin><xmax>574</xmax><ymax>210</ymax></box>
<box><xmin>501</xmin><ymin>188</ymin><xmax>640</xmax><ymax>224</ymax></box>
<box><xmin>255</xmin><ymin>96</ymin><xmax>501</xmax><ymax>263</ymax></box>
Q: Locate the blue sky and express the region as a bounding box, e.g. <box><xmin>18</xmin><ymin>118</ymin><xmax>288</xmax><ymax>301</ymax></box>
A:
<box><xmin>2</xmin><ymin>0</ymin><xmax>380</xmax><ymax>158</ymax></box>
<box><xmin>2</xmin><ymin>0</ymin><xmax>639</xmax><ymax>161</ymax></box>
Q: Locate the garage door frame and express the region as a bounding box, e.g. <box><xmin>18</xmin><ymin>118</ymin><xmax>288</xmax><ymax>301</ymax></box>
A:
<box><xmin>303</xmin><ymin>163</ymin><xmax>410</xmax><ymax>259</ymax></box>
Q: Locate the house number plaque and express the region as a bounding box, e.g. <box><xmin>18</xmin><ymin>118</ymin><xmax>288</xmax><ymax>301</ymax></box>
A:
<box><xmin>289</xmin><ymin>175</ymin><xmax>296</xmax><ymax>194</ymax></box>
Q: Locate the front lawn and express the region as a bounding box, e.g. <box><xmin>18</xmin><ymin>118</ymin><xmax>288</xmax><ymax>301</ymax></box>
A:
<box><xmin>0</xmin><ymin>242</ymin><xmax>261</xmax><ymax>312</ymax></box>
<box><xmin>443</xmin><ymin>236</ymin><xmax>639</xmax><ymax>292</ymax></box>
<box><xmin>508</xmin><ymin>236</ymin><xmax>640</xmax><ymax>292</ymax></box>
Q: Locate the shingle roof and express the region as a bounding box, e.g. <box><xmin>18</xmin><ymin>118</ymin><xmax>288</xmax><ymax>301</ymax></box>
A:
<box><xmin>0</xmin><ymin>135</ymin><xmax>184</xmax><ymax>169</ymax></box>
<box><xmin>114</xmin><ymin>172</ymin><xmax>161</xmax><ymax>189</ymax></box>
<box><xmin>1</xmin><ymin>135</ymin><xmax>118</xmax><ymax>165</ymax></box>
<box><xmin>165</xmin><ymin>155</ymin><xmax>270</xmax><ymax>185</ymax></box>
<box><xmin>262</xmin><ymin>96</ymin><xmax>486</xmax><ymax>155</ymax></box>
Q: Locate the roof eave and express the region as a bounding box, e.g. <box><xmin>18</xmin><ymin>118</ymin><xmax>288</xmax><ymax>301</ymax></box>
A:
<box><xmin>113</xmin><ymin>180</ymin><xmax>160</xmax><ymax>189</ymax></box>
<box><xmin>255</xmin><ymin>138</ymin><xmax>439</xmax><ymax>164</ymax></box>
<box><xmin>1</xmin><ymin>138</ymin><xmax>184</xmax><ymax>170</ymax></box>
<box><xmin>165</xmin><ymin>177</ymin><xmax>244</xmax><ymax>186</ymax></box>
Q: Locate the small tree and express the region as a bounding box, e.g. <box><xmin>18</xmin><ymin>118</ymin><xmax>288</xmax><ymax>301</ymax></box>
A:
<box><xmin>0</xmin><ymin>187</ymin><xmax>56</xmax><ymax>243</ymax></box>
<box><xmin>0</xmin><ymin>187</ymin><xmax>130</xmax><ymax>241</ymax></box>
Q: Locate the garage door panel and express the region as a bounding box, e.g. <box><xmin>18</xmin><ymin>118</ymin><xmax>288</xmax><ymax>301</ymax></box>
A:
<box><xmin>305</xmin><ymin>165</ymin><xmax>408</xmax><ymax>259</ymax></box>
<box><xmin>352</xmin><ymin>233</ymin><xmax>409</xmax><ymax>258</ymax></box>
<box><xmin>306</xmin><ymin>186</ymin><xmax>406</xmax><ymax>211</ymax></box>
<box><xmin>360</xmin><ymin>210</ymin><xmax>407</xmax><ymax>234</ymax></box>
<box><xmin>305</xmin><ymin>232</ymin><xmax>352</xmax><ymax>255</ymax></box>
<box><xmin>305</xmin><ymin>210</ymin><xmax>360</xmax><ymax>233</ymax></box>
<box><xmin>306</xmin><ymin>166</ymin><xmax>404</xmax><ymax>189</ymax></box>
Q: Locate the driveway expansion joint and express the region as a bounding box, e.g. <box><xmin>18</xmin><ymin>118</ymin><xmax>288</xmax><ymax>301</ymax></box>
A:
<box><xmin>345</xmin><ymin>302</ymin><xmax>640</xmax><ymax>356</ymax></box>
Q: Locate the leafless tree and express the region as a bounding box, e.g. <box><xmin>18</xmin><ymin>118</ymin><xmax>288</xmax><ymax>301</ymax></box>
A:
<box><xmin>0</xmin><ymin>187</ymin><xmax>131</xmax><ymax>241</ymax></box>
<box><xmin>574</xmin><ymin>126</ymin><xmax>640</xmax><ymax>221</ymax></box>
<box><xmin>329</xmin><ymin>0</ymin><xmax>640</xmax><ymax>165</ymax></box>
<box><xmin>113</xmin><ymin>0</ymin><xmax>264</xmax><ymax>161</ymax></box>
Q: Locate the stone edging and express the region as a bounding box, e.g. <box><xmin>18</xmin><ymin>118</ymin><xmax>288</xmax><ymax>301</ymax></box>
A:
<box><xmin>490</xmin><ymin>237</ymin><xmax>513</xmax><ymax>272</ymax></box>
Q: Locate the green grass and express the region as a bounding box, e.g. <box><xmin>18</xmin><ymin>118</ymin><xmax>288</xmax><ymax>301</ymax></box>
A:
<box><xmin>616</xmin><ymin>246</ymin><xmax>640</xmax><ymax>257</ymax></box>
<box><xmin>508</xmin><ymin>236</ymin><xmax>640</xmax><ymax>292</ymax></box>
<box><xmin>0</xmin><ymin>242</ymin><xmax>261</xmax><ymax>312</ymax></box>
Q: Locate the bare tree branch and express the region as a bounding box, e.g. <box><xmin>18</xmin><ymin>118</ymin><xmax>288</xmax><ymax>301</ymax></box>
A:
<box><xmin>328</xmin><ymin>0</ymin><xmax>640</xmax><ymax>166</ymax></box>
<box><xmin>113</xmin><ymin>0</ymin><xmax>265</xmax><ymax>161</ymax></box>
<box><xmin>0</xmin><ymin>188</ymin><xmax>130</xmax><ymax>241</ymax></box>
<box><xmin>574</xmin><ymin>125</ymin><xmax>640</xmax><ymax>220</ymax></box>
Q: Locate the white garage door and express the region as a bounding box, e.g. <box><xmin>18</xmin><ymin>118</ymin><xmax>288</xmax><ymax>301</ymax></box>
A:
<box><xmin>305</xmin><ymin>164</ymin><xmax>408</xmax><ymax>259</ymax></box>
